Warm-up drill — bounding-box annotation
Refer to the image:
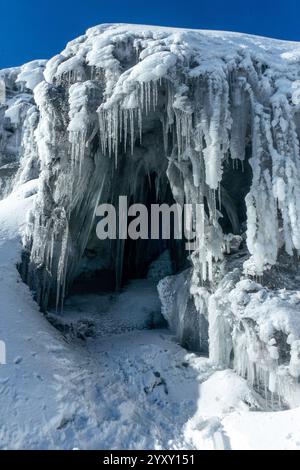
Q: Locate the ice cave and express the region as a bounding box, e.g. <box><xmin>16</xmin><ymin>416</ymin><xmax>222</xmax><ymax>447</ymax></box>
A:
<box><xmin>1</xmin><ymin>23</ymin><xmax>300</xmax><ymax>448</ymax></box>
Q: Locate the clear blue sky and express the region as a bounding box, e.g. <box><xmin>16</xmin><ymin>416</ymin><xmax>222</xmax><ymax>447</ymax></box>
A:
<box><xmin>1</xmin><ymin>0</ymin><xmax>300</xmax><ymax>68</ymax></box>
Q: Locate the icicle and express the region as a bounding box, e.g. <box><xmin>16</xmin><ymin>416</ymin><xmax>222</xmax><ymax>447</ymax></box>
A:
<box><xmin>140</xmin><ymin>81</ymin><xmax>144</xmax><ymax>112</ymax></box>
<box><xmin>124</xmin><ymin>109</ymin><xmax>128</xmax><ymax>153</ymax></box>
<box><xmin>161</xmin><ymin>117</ymin><xmax>168</xmax><ymax>155</ymax></box>
<box><xmin>56</xmin><ymin>218</ymin><xmax>69</xmax><ymax>312</ymax></box>
<box><xmin>138</xmin><ymin>108</ymin><xmax>142</xmax><ymax>144</ymax></box>
<box><xmin>129</xmin><ymin>108</ymin><xmax>134</xmax><ymax>155</ymax></box>
<box><xmin>218</xmin><ymin>181</ymin><xmax>222</xmax><ymax>211</ymax></box>
<box><xmin>155</xmin><ymin>173</ymin><xmax>160</xmax><ymax>202</ymax></box>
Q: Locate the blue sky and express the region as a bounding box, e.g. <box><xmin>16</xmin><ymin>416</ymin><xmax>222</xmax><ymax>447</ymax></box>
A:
<box><xmin>0</xmin><ymin>0</ymin><xmax>300</xmax><ymax>68</ymax></box>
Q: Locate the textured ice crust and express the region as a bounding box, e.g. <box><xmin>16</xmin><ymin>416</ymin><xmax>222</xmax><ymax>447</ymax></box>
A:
<box><xmin>2</xmin><ymin>24</ymin><xmax>300</xmax><ymax>407</ymax></box>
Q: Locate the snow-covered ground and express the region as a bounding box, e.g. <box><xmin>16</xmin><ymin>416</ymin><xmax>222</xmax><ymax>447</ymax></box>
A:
<box><xmin>0</xmin><ymin>184</ymin><xmax>300</xmax><ymax>450</ymax></box>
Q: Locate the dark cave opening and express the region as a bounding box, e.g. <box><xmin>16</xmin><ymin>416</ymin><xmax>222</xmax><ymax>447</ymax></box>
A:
<box><xmin>70</xmin><ymin>170</ymin><xmax>188</xmax><ymax>296</ymax></box>
<box><xmin>45</xmin><ymin>99</ymin><xmax>254</xmax><ymax>306</ymax></box>
<box><xmin>69</xmin><ymin>148</ymin><xmax>253</xmax><ymax>298</ymax></box>
<box><xmin>218</xmin><ymin>150</ymin><xmax>253</xmax><ymax>235</ymax></box>
<box><xmin>122</xmin><ymin>172</ymin><xmax>188</xmax><ymax>282</ymax></box>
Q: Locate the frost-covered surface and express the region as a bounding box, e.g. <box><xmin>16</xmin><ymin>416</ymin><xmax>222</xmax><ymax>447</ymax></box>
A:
<box><xmin>2</xmin><ymin>23</ymin><xmax>300</xmax><ymax>448</ymax></box>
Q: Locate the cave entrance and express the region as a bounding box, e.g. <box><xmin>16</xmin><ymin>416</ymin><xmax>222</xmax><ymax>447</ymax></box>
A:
<box><xmin>71</xmin><ymin>170</ymin><xmax>188</xmax><ymax>296</ymax></box>
<box><xmin>70</xmin><ymin>135</ymin><xmax>253</xmax><ymax>298</ymax></box>
<box><xmin>122</xmin><ymin>172</ymin><xmax>186</xmax><ymax>284</ymax></box>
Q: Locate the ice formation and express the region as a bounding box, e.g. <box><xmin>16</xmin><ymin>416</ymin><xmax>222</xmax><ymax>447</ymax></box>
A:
<box><xmin>0</xmin><ymin>61</ymin><xmax>46</xmax><ymax>197</ymax></box>
<box><xmin>2</xmin><ymin>24</ymin><xmax>300</xmax><ymax>408</ymax></box>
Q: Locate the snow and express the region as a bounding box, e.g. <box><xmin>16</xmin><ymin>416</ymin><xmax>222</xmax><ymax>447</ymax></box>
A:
<box><xmin>222</xmin><ymin>407</ymin><xmax>300</xmax><ymax>450</ymax></box>
<box><xmin>16</xmin><ymin>60</ymin><xmax>46</xmax><ymax>91</ymax></box>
